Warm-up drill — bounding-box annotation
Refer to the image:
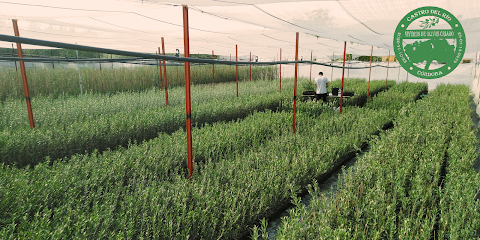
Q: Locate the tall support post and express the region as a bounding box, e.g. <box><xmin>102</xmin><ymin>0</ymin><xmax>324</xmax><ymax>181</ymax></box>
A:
<box><xmin>51</xmin><ymin>49</ymin><xmax>54</xmax><ymax>69</ymax></box>
<box><xmin>386</xmin><ymin>50</ymin><xmax>390</xmax><ymax>90</ymax></box>
<box><xmin>157</xmin><ymin>47</ymin><xmax>164</xmax><ymax>90</ymax></box>
<box><xmin>476</xmin><ymin>51</ymin><xmax>479</xmax><ymax>80</ymax></box>
<box><xmin>11</xmin><ymin>43</ymin><xmax>17</xmax><ymax>72</ymax></box>
<box><xmin>310</xmin><ymin>50</ymin><xmax>313</xmax><ymax>82</ymax></box>
<box><xmin>331</xmin><ymin>52</ymin><xmax>334</xmax><ymax>81</ymax></box>
<box><xmin>212</xmin><ymin>50</ymin><xmax>215</xmax><ymax>86</ymax></box>
<box><xmin>339</xmin><ymin>41</ymin><xmax>347</xmax><ymax>114</ymax></box>
<box><xmin>476</xmin><ymin>51</ymin><xmax>479</xmax><ymax>87</ymax></box>
<box><xmin>367</xmin><ymin>46</ymin><xmax>373</xmax><ymax>103</ymax></box>
<box><xmin>183</xmin><ymin>5</ymin><xmax>193</xmax><ymax>179</ymax></box>
<box><xmin>98</xmin><ymin>52</ymin><xmax>102</xmax><ymax>71</ymax></box>
<box><xmin>293</xmin><ymin>32</ymin><xmax>299</xmax><ymax>134</ymax></box>
<box><xmin>477</xmin><ymin>51</ymin><xmax>480</xmax><ymax>94</ymax></box>
<box><xmin>161</xmin><ymin>38</ymin><xmax>169</xmax><ymax>106</ymax></box>
<box><xmin>347</xmin><ymin>63</ymin><xmax>350</xmax><ymax>78</ymax></box>
<box><xmin>249</xmin><ymin>52</ymin><xmax>252</xmax><ymax>82</ymax></box>
<box><xmin>236</xmin><ymin>45</ymin><xmax>238</xmax><ymax>98</ymax></box>
<box><xmin>280</xmin><ymin>48</ymin><xmax>282</xmax><ymax>92</ymax></box>
<box><xmin>12</xmin><ymin>19</ymin><xmax>35</xmax><ymax>129</ymax></box>
<box><xmin>75</xmin><ymin>47</ymin><xmax>83</xmax><ymax>97</ymax></box>
<box><xmin>398</xmin><ymin>63</ymin><xmax>401</xmax><ymax>81</ymax></box>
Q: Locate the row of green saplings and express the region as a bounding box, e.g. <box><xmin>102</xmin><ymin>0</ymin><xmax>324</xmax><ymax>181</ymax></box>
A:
<box><xmin>264</xmin><ymin>84</ymin><xmax>479</xmax><ymax>239</ymax></box>
<box><xmin>0</xmin><ymin>82</ymin><xmax>420</xmax><ymax>239</ymax></box>
<box><xmin>0</xmin><ymin>82</ymin><xmax>426</xmax><ymax>239</ymax></box>
<box><xmin>0</xmin><ymin>64</ymin><xmax>278</xmax><ymax>100</ymax></box>
<box><xmin>0</xmin><ymin>78</ymin><xmax>388</xmax><ymax>169</ymax></box>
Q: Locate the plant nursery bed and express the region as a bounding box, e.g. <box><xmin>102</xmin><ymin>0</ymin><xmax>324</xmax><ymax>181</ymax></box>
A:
<box><xmin>238</xmin><ymin>120</ymin><xmax>394</xmax><ymax>240</ymax></box>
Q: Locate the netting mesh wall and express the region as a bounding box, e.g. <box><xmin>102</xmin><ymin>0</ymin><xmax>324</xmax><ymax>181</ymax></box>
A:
<box><xmin>0</xmin><ymin>0</ymin><xmax>479</xmax><ymax>89</ymax></box>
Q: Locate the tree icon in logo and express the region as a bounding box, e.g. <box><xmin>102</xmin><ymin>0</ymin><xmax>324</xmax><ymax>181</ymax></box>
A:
<box><xmin>419</xmin><ymin>17</ymin><xmax>439</xmax><ymax>29</ymax></box>
<box><xmin>394</xmin><ymin>6</ymin><xmax>466</xmax><ymax>79</ymax></box>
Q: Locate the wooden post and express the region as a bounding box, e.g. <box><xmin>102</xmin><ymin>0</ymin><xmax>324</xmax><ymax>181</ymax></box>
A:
<box><xmin>331</xmin><ymin>52</ymin><xmax>334</xmax><ymax>81</ymax></box>
<box><xmin>347</xmin><ymin>63</ymin><xmax>350</xmax><ymax>78</ymax></box>
<box><xmin>157</xmin><ymin>47</ymin><xmax>163</xmax><ymax>90</ymax></box>
<box><xmin>367</xmin><ymin>46</ymin><xmax>373</xmax><ymax>104</ymax></box>
<box><xmin>212</xmin><ymin>50</ymin><xmax>215</xmax><ymax>86</ymax></box>
<box><xmin>183</xmin><ymin>5</ymin><xmax>193</xmax><ymax>178</ymax></box>
<box><xmin>161</xmin><ymin>38</ymin><xmax>168</xmax><ymax>106</ymax></box>
<box><xmin>339</xmin><ymin>41</ymin><xmax>346</xmax><ymax>114</ymax></box>
<box><xmin>398</xmin><ymin>62</ymin><xmax>400</xmax><ymax>81</ymax></box>
<box><xmin>249</xmin><ymin>52</ymin><xmax>252</xmax><ymax>82</ymax></box>
<box><xmin>11</xmin><ymin>43</ymin><xmax>17</xmax><ymax>72</ymax></box>
<box><xmin>12</xmin><ymin>19</ymin><xmax>35</xmax><ymax>129</ymax></box>
<box><xmin>386</xmin><ymin>50</ymin><xmax>390</xmax><ymax>90</ymax></box>
<box><xmin>98</xmin><ymin>52</ymin><xmax>102</xmax><ymax>71</ymax></box>
<box><xmin>279</xmin><ymin>48</ymin><xmax>282</xmax><ymax>92</ymax></box>
<box><xmin>310</xmin><ymin>50</ymin><xmax>312</xmax><ymax>82</ymax></box>
<box><xmin>75</xmin><ymin>47</ymin><xmax>83</xmax><ymax>97</ymax></box>
<box><xmin>293</xmin><ymin>32</ymin><xmax>299</xmax><ymax>133</ymax></box>
<box><xmin>236</xmin><ymin>45</ymin><xmax>238</xmax><ymax>98</ymax></box>
<box><xmin>51</xmin><ymin>49</ymin><xmax>54</xmax><ymax>69</ymax></box>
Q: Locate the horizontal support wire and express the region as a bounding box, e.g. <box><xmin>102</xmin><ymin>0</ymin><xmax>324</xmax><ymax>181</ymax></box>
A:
<box><xmin>0</xmin><ymin>34</ymin><xmax>400</xmax><ymax>69</ymax></box>
<box><xmin>0</xmin><ymin>57</ymin><xmax>147</xmax><ymax>62</ymax></box>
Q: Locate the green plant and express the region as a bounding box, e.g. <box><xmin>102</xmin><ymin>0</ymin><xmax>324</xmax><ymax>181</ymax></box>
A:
<box><xmin>0</xmin><ymin>65</ymin><xmax>278</xmax><ymax>100</ymax></box>
<box><xmin>0</xmin><ymin>79</ymin><xmax>292</xmax><ymax>167</ymax></box>
<box><xmin>0</xmin><ymin>80</ymin><xmax>428</xmax><ymax>239</ymax></box>
<box><xmin>274</xmin><ymin>84</ymin><xmax>478</xmax><ymax>239</ymax></box>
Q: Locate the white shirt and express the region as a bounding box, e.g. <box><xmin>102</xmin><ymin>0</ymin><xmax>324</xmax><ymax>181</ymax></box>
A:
<box><xmin>314</xmin><ymin>76</ymin><xmax>329</xmax><ymax>94</ymax></box>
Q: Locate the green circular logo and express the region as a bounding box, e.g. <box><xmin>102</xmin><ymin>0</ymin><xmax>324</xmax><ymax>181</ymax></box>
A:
<box><xmin>394</xmin><ymin>6</ymin><xmax>466</xmax><ymax>79</ymax></box>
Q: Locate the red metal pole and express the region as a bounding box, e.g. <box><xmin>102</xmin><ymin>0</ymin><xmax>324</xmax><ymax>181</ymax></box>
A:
<box><xmin>212</xmin><ymin>50</ymin><xmax>215</xmax><ymax>86</ymax></box>
<box><xmin>280</xmin><ymin>48</ymin><xmax>282</xmax><ymax>92</ymax></box>
<box><xmin>293</xmin><ymin>32</ymin><xmax>299</xmax><ymax>134</ymax></box>
<box><xmin>236</xmin><ymin>45</ymin><xmax>238</xmax><ymax>98</ymax></box>
<box><xmin>183</xmin><ymin>5</ymin><xmax>193</xmax><ymax>178</ymax></box>
<box><xmin>12</xmin><ymin>19</ymin><xmax>35</xmax><ymax>129</ymax></box>
<box><xmin>249</xmin><ymin>52</ymin><xmax>252</xmax><ymax>82</ymax></box>
<box><xmin>339</xmin><ymin>41</ymin><xmax>346</xmax><ymax>114</ymax></box>
<box><xmin>367</xmin><ymin>46</ymin><xmax>373</xmax><ymax>103</ymax></box>
<box><xmin>310</xmin><ymin>50</ymin><xmax>313</xmax><ymax>82</ymax></box>
<box><xmin>386</xmin><ymin>50</ymin><xmax>390</xmax><ymax>90</ymax></box>
<box><xmin>157</xmin><ymin>47</ymin><xmax>163</xmax><ymax>90</ymax></box>
<box><xmin>161</xmin><ymin>38</ymin><xmax>169</xmax><ymax>106</ymax></box>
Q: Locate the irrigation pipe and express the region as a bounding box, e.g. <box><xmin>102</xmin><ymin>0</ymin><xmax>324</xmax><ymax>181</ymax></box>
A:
<box><xmin>0</xmin><ymin>34</ymin><xmax>401</xmax><ymax>69</ymax></box>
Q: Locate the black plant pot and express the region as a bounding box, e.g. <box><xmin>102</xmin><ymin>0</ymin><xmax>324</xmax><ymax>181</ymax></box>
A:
<box><xmin>332</xmin><ymin>88</ymin><xmax>339</xmax><ymax>95</ymax></box>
